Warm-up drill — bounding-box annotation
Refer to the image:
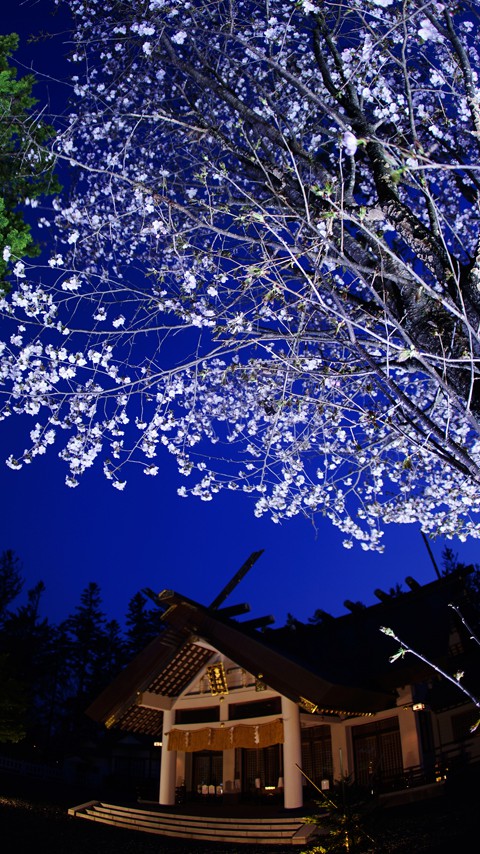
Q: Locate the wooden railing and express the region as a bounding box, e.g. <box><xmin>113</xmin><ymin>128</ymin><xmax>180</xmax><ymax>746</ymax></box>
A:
<box><xmin>0</xmin><ymin>754</ymin><xmax>62</xmax><ymax>781</ymax></box>
<box><xmin>357</xmin><ymin>742</ymin><xmax>480</xmax><ymax>796</ymax></box>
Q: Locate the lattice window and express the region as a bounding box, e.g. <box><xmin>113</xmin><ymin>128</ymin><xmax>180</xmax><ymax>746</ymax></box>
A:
<box><xmin>239</xmin><ymin>744</ymin><xmax>282</xmax><ymax>790</ymax></box>
<box><xmin>352</xmin><ymin>716</ymin><xmax>403</xmax><ymax>788</ymax></box>
<box><xmin>301</xmin><ymin>725</ymin><xmax>333</xmax><ymax>785</ymax></box>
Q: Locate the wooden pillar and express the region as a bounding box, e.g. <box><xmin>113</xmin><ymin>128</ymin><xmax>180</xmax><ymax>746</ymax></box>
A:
<box><xmin>281</xmin><ymin>696</ymin><xmax>303</xmax><ymax>809</ymax></box>
<box><xmin>159</xmin><ymin>708</ymin><xmax>176</xmax><ymax>805</ymax></box>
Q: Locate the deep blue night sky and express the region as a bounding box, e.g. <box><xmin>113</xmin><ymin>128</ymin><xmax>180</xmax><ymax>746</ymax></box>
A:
<box><xmin>1</xmin><ymin>0</ymin><xmax>479</xmax><ymax>632</ymax></box>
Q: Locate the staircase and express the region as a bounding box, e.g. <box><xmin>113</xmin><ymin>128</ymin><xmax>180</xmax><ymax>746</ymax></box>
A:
<box><xmin>68</xmin><ymin>800</ymin><xmax>319</xmax><ymax>846</ymax></box>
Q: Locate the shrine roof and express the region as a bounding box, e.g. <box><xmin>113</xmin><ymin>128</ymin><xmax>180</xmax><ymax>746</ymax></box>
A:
<box><xmin>87</xmin><ymin>565</ymin><xmax>474</xmax><ymax>735</ymax></box>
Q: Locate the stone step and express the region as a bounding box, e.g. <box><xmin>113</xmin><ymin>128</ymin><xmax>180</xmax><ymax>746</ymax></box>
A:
<box><xmin>68</xmin><ymin>801</ymin><xmax>319</xmax><ymax>845</ymax></box>
<box><xmin>91</xmin><ymin>802</ymin><xmax>304</xmax><ymax>829</ymax></box>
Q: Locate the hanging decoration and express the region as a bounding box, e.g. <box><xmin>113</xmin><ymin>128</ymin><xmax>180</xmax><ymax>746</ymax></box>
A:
<box><xmin>206</xmin><ymin>662</ymin><xmax>229</xmax><ymax>695</ymax></box>
<box><xmin>167</xmin><ymin>718</ymin><xmax>284</xmax><ymax>751</ymax></box>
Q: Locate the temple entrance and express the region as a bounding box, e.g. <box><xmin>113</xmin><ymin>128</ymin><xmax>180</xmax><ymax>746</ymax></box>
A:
<box><xmin>238</xmin><ymin>744</ymin><xmax>283</xmax><ymax>795</ymax></box>
<box><xmin>192</xmin><ymin>750</ymin><xmax>223</xmax><ymax>794</ymax></box>
<box><xmin>352</xmin><ymin>716</ymin><xmax>403</xmax><ymax>792</ymax></box>
<box><xmin>301</xmin><ymin>724</ymin><xmax>333</xmax><ymax>790</ymax></box>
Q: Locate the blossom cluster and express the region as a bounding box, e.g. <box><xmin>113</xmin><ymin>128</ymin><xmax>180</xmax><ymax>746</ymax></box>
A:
<box><xmin>1</xmin><ymin>0</ymin><xmax>480</xmax><ymax>548</ymax></box>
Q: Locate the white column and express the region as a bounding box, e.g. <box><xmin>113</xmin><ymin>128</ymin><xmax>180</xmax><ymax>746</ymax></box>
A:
<box><xmin>223</xmin><ymin>748</ymin><xmax>235</xmax><ymax>794</ymax></box>
<box><xmin>331</xmin><ymin>723</ymin><xmax>349</xmax><ymax>781</ymax></box>
<box><xmin>159</xmin><ymin>708</ymin><xmax>176</xmax><ymax>805</ymax></box>
<box><xmin>220</xmin><ymin>699</ymin><xmax>233</xmax><ymax>794</ymax></box>
<box><xmin>176</xmin><ymin>752</ymin><xmax>186</xmax><ymax>787</ymax></box>
<box><xmin>397</xmin><ymin>710</ymin><xmax>421</xmax><ymax>769</ymax></box>
<box><xmin>281</xmin><ymin>696</ymin><xmax>303</xmax><ymax>809</ymax></box>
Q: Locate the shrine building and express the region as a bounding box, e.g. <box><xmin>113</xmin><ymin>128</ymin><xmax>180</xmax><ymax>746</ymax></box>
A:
<box><xmin>86</xmin><ymin>555</ymin><xmax>480</xmax><ymax>810</ymax></box>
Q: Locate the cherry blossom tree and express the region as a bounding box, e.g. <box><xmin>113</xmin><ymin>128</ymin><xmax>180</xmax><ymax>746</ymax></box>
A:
<box><xmin>1</xmin><ymin>0</ymin><xmax>480</xmax><ymax>550</ymax></box>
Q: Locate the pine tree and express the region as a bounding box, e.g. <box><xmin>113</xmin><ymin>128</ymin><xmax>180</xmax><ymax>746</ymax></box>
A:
<box><xmin>66</xmin><ymin>582</ymin><xmax>108</xmax><ymax>700</ymax></box>
<box><xmin>95</xmin><ymin>618</ymin><xmax>126</xmax><ymax>687</ymax></box>
<box><xmin>125</xmin><ymin>591</ymin><xmax>163</xmax><ymax>657</ymax></box>
<box><xmin>0</xmin><ymin>549</ymin><xmax>23</xmax><ymax>625</ymax></box>
<box><xmin>1</xmin><ymin>581</ymin><xmax>55</xmax><ymax>749</ymax></box>
<box><xmin>0</xmin><ymin>34</ymin><xmax>59</xmax><ymax>290</ymax></box>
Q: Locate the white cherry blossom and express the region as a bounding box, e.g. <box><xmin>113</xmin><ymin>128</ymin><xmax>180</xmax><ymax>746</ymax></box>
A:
<box><xmin>0</xmin><ymin>0</ymin><xmax>479</xmax><ymax>550</ymax></box>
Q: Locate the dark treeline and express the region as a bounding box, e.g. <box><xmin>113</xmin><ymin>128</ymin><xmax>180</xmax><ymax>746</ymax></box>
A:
<box><xmin>0</xmin><ymin>549</ymin><xmax>164</xmax><ymax>758</ymax></box>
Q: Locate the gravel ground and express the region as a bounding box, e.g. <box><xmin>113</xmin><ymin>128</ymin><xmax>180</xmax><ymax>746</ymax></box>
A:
<box><xmin>0</xmin><ymin>772</ymin><xmax>477</xmax><ymax>854</ymax></box>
